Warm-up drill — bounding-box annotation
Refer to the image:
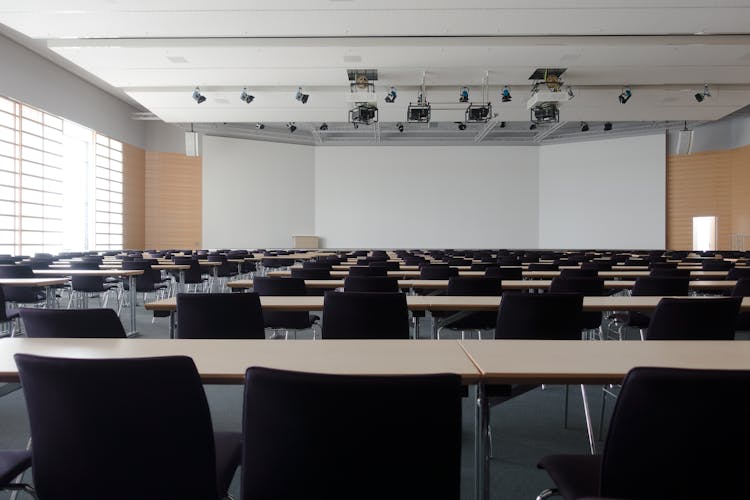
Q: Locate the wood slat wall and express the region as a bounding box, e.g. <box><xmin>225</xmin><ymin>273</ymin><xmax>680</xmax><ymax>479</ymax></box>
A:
<box><xmin>667</xmin><ymin>143</ymin><xmax>750</xmax><ymax>250</ymax></box>
<box><xmin>145</xmin><ymin>151</ymin><xmax>202</xmax><ymax>249</ymax></box>
<box><xmin>122</xmin><ymin>143</ymin><xmax>145</xmax><ymax>250</ymax></box>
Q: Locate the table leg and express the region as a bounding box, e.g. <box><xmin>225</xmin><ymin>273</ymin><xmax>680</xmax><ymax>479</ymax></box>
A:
<box><xmin>474</xmin><ymin>382</ymin><xmax>489</xmax><ymax>500</ymax></box>
<box><xmin>178</xmin><ymin>270</ymin><xmax>185</xmax><ymax>295</ymax></box>
<box><xmin>169</xmin><ymin>311</ymin><xmax>176</xmax><ymax>339</ymax></box>
<box><xmin>127</xmin><ymin>275</ymin><xmax>138</xmax><ymax>337</ymax></box>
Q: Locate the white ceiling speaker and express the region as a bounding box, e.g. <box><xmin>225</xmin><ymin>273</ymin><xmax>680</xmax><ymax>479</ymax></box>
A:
<box><xmin>185</xmin><ymin>131</ymin><xmax>200</xmax><ymax>156</ymax></box>
<box><xmin>675</xmin><ymin>125</ymin><xmax>693</xmax><ymax>155</ymax></box>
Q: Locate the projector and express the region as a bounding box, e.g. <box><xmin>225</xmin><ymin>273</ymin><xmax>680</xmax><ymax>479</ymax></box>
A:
<box><xmin>465</xmin><ymin>103</ymin><xmax>492</xmax><ymax>123</ymax></box>
<box><xmin>349</xmin><ymin>103</ymin><xmax>378</xmax><ymax>125</ymax></box>
<box><xmin>527</xmin><ymin>91</ymin><xmax>572</xmax><ymax>124</ymax></box>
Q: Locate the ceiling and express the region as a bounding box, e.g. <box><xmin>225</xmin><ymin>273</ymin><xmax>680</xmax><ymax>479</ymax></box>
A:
<box><xmin>1</xmin><ymin>1</ymin><xmax>750</xmax><ymax>144</ymax></box>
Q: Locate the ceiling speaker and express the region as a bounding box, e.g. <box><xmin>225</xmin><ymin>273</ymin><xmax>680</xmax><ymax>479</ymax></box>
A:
<box><xmin>185</xmin><ymin>131</ymin><xmax>200</xmax><ymax>157</ymax></box>
<box><xmin>675</xmin><ymin>129</ymin><xmax>693</xmax><ymax>155</ymax></box>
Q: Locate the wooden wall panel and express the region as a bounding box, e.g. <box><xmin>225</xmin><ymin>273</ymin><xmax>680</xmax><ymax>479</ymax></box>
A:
<box><xmin>145</xmin><ymin>152</ymin><xmax>202</xmax><ymax>249</ymax></box>
<box><xmin>667</xmin><ymin>143</ymin><xmax>750</xmax><ymax>250</ymax></box>
<box><xmin>122</xmin><ymin>143</ymin><xmax>145</xmax><ymax>250</ymax></box>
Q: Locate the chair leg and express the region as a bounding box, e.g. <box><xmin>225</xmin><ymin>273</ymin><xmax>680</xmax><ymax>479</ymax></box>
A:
<box><xmin>563</xmin><ymin>384</ymin><xmax>569</xmax><ymax>429</ymax></box>
<box><xmin>580</xmin><ymin>384</ymin><xmax>596</xmax><ymax>454</ymax></box>
<box><xmin>536</xmin><ymin>488</ymin><xmax>561</xmax><ymax>500</ymax></box>
<box><xmin>599</xmin><ymin>385</ymin><xmax>608</xmax><ymax>441</ymax></box>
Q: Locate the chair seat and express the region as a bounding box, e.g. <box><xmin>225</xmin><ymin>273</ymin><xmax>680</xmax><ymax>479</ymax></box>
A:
<box><xmin>213</xmin><ymin>431</ymin><xmax>242</xmax><ymax>497</ymax></box>
<box><xmin>0</xmin><ymin>449</ymin><xmax>32</xmax><ymax>485</ymax></box>
<box><xmin>4</xmin><ymin>306</ymin><xmax>19</xmax><ymax>321</ymax></box>
<box><xmin>537</xmin><ymin>454</ymin><xmax>601</xmax><ymax>500</ymax></box>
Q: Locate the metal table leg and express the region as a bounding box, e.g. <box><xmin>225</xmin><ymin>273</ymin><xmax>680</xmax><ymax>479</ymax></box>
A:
<box><xmin>178</xmin><ymin>270</ymin><xmax>185</xmax><ymax>295</ymax></box>
<box><xmin>474</xmin><ymin>382</ymin><xmax>489</xmax><ymax>500</ymax></box>
<box><xmin>169</xmin><ymin>311</ymin><xmax>176</xmax><ymax>339</ymax></box>
<box><xmin>127</xmin><ymin>275</ymin><xmax>138</xmax><ymax>337</ymax></box>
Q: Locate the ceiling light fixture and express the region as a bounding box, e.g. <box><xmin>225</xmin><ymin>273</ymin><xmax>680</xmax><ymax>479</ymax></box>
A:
<box><xmin>501</xmin><ymin>85</ymin><xmax>512</xmax><ymax>103</ymax></box>
<box><xmin>604</xmin><ymin>122</ymin><xmax>613</xmax><ymax>131</ymax></box>
<box><xmin>255</xmin><ymin>123</ymin><xmax>265</xmax><ymax>130</ymax></box>
<box><xmin>459</xmin><ymin>87</ymin><xmax>469</xmax><ymax>103</ymax></box>
<box><xmin>287</xmin><ymin>122</ymin><xmax>297</xmax><ymax>133</ymax></box>
<box><xmin>384</xmin><ymin>87</ymin><xmax>397</xmax><ymax>103</ymax></box>
<box><xmin>396</xmin><ymin>123</ymin><xmax>404</xmax><ymax>133</ymax></box>
<box><xmin>295</xmin><ymin>87</ymin><xmax>309</xmax><ymax>104</ymax></box>
<box><xmin>319</xmin><ymin>123</ymin><xmax>328</xmax><ymax>131</ymax></box>
<box><xmin>192</xmin><ymin>87</ymin><xmax>206</xmax><ymax>104</ymax></box>
<box><xmin>618</xmin><ymin>86</ymin><xmax>632</xmax><ymax>104</ymax></box>
<box><xmin>457</xmin><ymin>122</ymin><xmax>467</xmax><ymax>131</ymax></box>
<box><xmin>499</xmin><ymin>121</ymin><xmax>506</xmax><ymax>128</ymax></box>
<box><xmin>529</xmin><ymin>123</ymin><xmax>537</xmax><ymax>130</ymax></box>
<box><xmin>580</xmin><ymin>122</ymin><xmax>589</xmax><ymax>132</ymax></box>
<box><xmin>240</xmin><ymin>88</ymin><xmax>254</xmax><ymax>104</ymax></box>
<box><xmin>695</xmin><ymin>84</ymin><xmax>711</xmax><ymax>102</ymax></box>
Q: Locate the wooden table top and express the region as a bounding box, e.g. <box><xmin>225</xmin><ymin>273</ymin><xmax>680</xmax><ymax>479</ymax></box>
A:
<box><xmin>33</xmin><ymin>269</ymin><xmax>144</xmax><ymax>277</ymax></box>
<box><xmin>0</xmin><ymin>338</ymin><xmax>481</xmax><ymax>384</ymax></box>
<box><xmin>0</xmin><ymin>277</ymin><xmax>69</xmax><ymax>287</ymax></box>
<box><xmin>145</xmin><ymin>294</ymin><xmax>750</xmax><ymax>313</ymax></box>
<box><xmin>459</xmin><ymin>339</ymin><xmax>750</xmax><ymax>385</ymax></box>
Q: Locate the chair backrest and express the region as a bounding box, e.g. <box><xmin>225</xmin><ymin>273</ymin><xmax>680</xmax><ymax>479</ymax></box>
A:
<box><xmin>495</xmin><ymin>292</ymin><xmax>584</xmax><ymax>340</ymax></box>
<box><xmin>0</xmin><ymin>264</ymin><xmax>34</xmax><ymax>278</ymax></box>
<box><xmin>446</xmin><ymin>276</ymin><xmax>502</xmax><ymax>296</ymax></box>
<box><xmin>70</xmin><ymin>261</ymin><xmax>100</xmax><ymax>270</ymax></box>
<box><xmin>176</xmin><ymin>292</ymin><xmax>265</xmax><ymax>339</ymax></box>
<box><xmin>632</xmin><ymin>277</ymin><xmax>690</xmax><ymax>296</ymax></box>
<box><xmin>302</xmin><ymin>261</ymin><xmax>333</xmax><ymax>270</ymax></box>
<box><xmin>241</xmin><ymin>367</ymin><xmax>462</xmax><ymax>500</ymax></box>
<box><xmin>581</xmin><ymin>261</ymin><xmax>612</xmax><ymax>271</ymax></box>
<box><xmin>644</xmin><ymin>297</ymin><xmax>740</xmax><ymax>340</ymax></box>
<box><xmin>20</xmin><ymin>308</ymin><xmax>126</xmax><ymax>338</ymax></box>
<box><xmin>343</xmin><ymin>276</ymin><xmax>400</xmax><ymax>293</ymax></box>
<box><xmin>559</xmin><ymin>268</ymin><xmax>598</xmax><ymax>278</ymax></box>
<box><xmin>347</xmin><ymin>266</ymin><xmax>387</xmax><ymax>277</ymax></box>
<box><xmin>649</xmin><ymin>261</ymin><xmax>678</xmax><ymax>270</ymax></box>
<box><xmin>484</xmin><ymin>267</ymin><xmax>523</xmax><ymax>280</ymax></box>
<box><xmin>649</xmin><ymin>268</ymin><xmax>691</xmax><ymax>278</ymax></box>
<box><xmin>527</xmin><ymin>263</ymin><xmax>559</xmax><ymax>271</ymax></box>
<box><xmin>727</xmin><ymin>267</ymin><xmax>750</xmax><ymax>280</ymax></box>
<box><xmin>600</xmin><ymin>367</ymin><xmax>750</xmax><ymax>499</ymax></box>
<box><xmin>14</xmin><ymin>354</ymin><xmax>219</xmax><ymax>500</ymax></box>
<box><xmin>702</xmin><ymin>259</ymin><xmax>733</xmax><ymax>270</ymax></box>
<box><xmin>549</xmin><ymin>277</ymin><xmax>605</xmax><ymax>295</ymax></box>
<box><xmin>731</xmin><ymin>278</ymin><xmax>750</xmax><ymax>297</ymax></box>
<box><xmin>419</xmin><ymin>265</ymin><xmax>459</xmax><ymax>280</ymax></box>
<box><xmin>321</xmin><ymin>291</ymin><xmax>409</xmax><ymax>339</ymax></box>
<box><xmin>290</xmin><ymin>268</ymin><xmax>332</xmax><ymax>280</ymax></box>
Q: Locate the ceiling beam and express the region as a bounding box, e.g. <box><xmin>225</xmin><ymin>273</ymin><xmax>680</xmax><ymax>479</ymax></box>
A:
<box><xmin>473</xmin><ymin>119</ymin><xmax>500</xmax><ymax>143</ymax></box>
<box><xmin>533</xmin><ymin>121</ymin><xmax>568</xmax><ymax>143</ymax></box>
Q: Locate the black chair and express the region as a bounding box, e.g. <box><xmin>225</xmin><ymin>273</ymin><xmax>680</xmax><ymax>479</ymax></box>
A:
<box><xmin>347</xmin><ymin>266</ymin><xmax>387</xmax><ymax>277</ymax></box>
<box><xmin>0</xmin><ymin>265</ymin><xmax>47</xmax><ymax>306</ymax></box>
<box><xmin>493</xmin><ymin>292</ymin><xmax>596</xmax><ymax>453</ymax></box>
<box><xmin>290</xmin><ymin>268</ymin><xmax>332</xmax><ymax>280</ymax></box>
<box><xmin>20</xmin><ymin>308</ymin><xmax>126</xmax><ymax>338</ymax></box>
<box><xmin>343</xmin><ymin>276</ymin><xmax>400</xmax><ymax>293</ymax></box>
<box><xmin>727</xmin><ymin>267</ymin><xmax>750</xmax><ymax>280</ymax></box>
<box><xmin>614</xmin><ymin>277</ymin><xmax>690</xmax><ymax>340</ymax></box>
<box><xmin>485</xmin><ymin>267</ymin><xmax>523</xmax><ymax>280</ymax></box>
<box><xmin>581</xmin><ymin>261</ymin><xmax>612</xmax><ymax>271</ymax></box>
<box><xmin>528</xmin><ymin>263</ymin><xmax>559</xmax><ymax>271</ymax></box>
<box><xmin>173</xmin><ymin>256</ymin><xmax>208</xmax><ymax>292</ymax></box>
<box><xmin>0</xmin><ymin>450</ymin><xmax>33</xmax><ymax>497</ymax></box>
<box><xmin>649</xmin><ymin>268</ymin><xmax>691</xmax><ymax>278</ymax></box>
<box><xmin>550</xmin><ymin>277</ymin><xmax>606</xmax><ymax>337</ymax></box>
<box><xmin>252</xmin><ymin>277</ymin><xmax>318</xmax><ymax>339</ymax></box>
<box><xmin>731</xmin><ymin>278</ymin><xmax>750</xmax><ymax>330</ymax></box>
<box><xmin>176</xmin><ymin>292</ymin><xmax>265</xmax><ymax>339</ymax></box>
<box><xmin>702</xmin><ymin>259</ymin><xmax>733</xmax><ymax>271</ymax></box>
<box><xmin>418</xmin><ymin>264</ymin><xmax>459</xmax><ymax>280</ymax></box>
<box><xmin>559</xmin><ymin>269</ymin><xmax>598</xmax><ymax>278</ymax></box>
<box><xmin>120</xmin><ymin>260</ymin><xmax>169</xmax><ymax>314</ymax></box>
<box><xmin>437</xmin><ymin>277</ymin><xmax>502</xmax><ymax>339</ymax></box>
<box><xmin>302</xmin><ymin>261</ymin><xmax>333</xmax><ymax>270</ymax></box>
<box><xmin>0</xmin><ymin>286</ymin><xmax>20</xmax><ymax>337</ymax></box>
<box><xmin>15</xmin><ymin>354</ymin><xmax>241</xmax><ymax>500</ymax></box>
<box><xmin>538</xmin><ymin>367</ymin><xmax>750</xmax><ymax>500</ymax></box>
<box><xmin>321</xmin><ymin>291</ymin><xmax>409</xmax><ymax>339</ymax></box>
<box><xmin>645</xmin><ymin>297</ymin><xmax>740</xmax><ymax>340</ymax></box>
<box><xmin>241</xmin><ymin>366</ymin><xmax>462</xmax><ymax>500</ymax></box>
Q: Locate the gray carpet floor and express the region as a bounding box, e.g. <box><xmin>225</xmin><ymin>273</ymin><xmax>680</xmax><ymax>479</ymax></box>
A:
<box><xmin>0</xmin><ymin>299</ymin><xmax>625</xmax><ymax>500</ymax></box>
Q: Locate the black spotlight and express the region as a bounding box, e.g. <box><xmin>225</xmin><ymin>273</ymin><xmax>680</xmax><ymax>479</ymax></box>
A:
<box><xmin>618</xmin><ymin>87</ymin><xmax>632</xmax><ymax>104</ymax></box>
<box><xmin>694</xmin><ymin>92</ymin><xmax>704</xmax><ymax>102</ymax></box>
<box><xmin>695</xmin><ymin>84</ymin><xmax>711</xmax><ymax>103</ymax></box>
<box><xmin>501</xmin><ymin>85</ymin><xmax>512</xmax><ymax>103</ymax></box>
<box><xmin>580</xmin><ymin>122</ymin><xmax>589</xmax><ymax>132</ymax></box>
<box><xmin>240</xmin><ymin>88</ymin><xmax>254</xmax><ymax>104</ymax></box>
<box><xmin>499</xmin><ymin>121</ymin><xmax>506</xmax><ymax>128</ymax></box>
<box><xmin>255</xmin><ymin>123</ymin><xmax>265</xmax><ymax>130</ymax></box>
<box><xmin>457</xmin><ymin>122</ymin><xmax>467</xmax><ymax>131</ymax></box>
<box><xmin>319</xmin><ymin>123</ymin><xmax>328</xmax><ymax>131</ymax></box>
<box><xmin>192</xmin><ymin>87</ymin><xmax>206</xmax><ymax>104</ymax></box>
<box><xmin>529</xmin><ymin>123</ymin><xmax>537</xmax><ymax>130</ymax></box>
<box><xmin>385</xmin><ymin>87</ymin><xmax>397</xmax><ymax>103</ymax></box>
<box><xmin>396</xmin><ymin>122</ymin><xmax>404</xmax><ymax>133</ymax></box>
<box><xmin>287</xmin><ymin>122</ymin><xmax>297</xmax><ymax>133</ymax></box>
<box><xmin>295</xmin><ymin>87</ymin><xmax>309</xmax><ymax>104</ymax></box>
<box><xmin>604</xmin><ymin>122</ymin><xmax>613</xmax><ymax>131</ymax></box>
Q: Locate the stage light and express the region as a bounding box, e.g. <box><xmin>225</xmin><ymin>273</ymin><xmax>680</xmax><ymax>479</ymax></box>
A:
<box><xmin>255</xmin><ymin>123</ymin><xmax>265</xmax><ymax>130</ymax></box>
<box><xmin>384</xmin><ymin>87</ymin><xmax>397</xmax><ymax>103</ymax></box>
<box><xmin>192</xmin><ymin>87</ymin><xmax>206</xmax><ymax>104</ymax></box>
<box><xmin>695</xmin><ymin>84</ymin><xmax>711</xmax><ymax>102</ymax></box>
<box><xmin>529</xmin><ymin>123</ymin><xmax>537</xmax><ymax>130</ymax></box>
<box><xmin>566</xmin><ymin>86</ymin><xmax>575</xmax><ymax>99</ymax></box>
<box><xmin>618</xmin><ymin>87</ymin><xmax>632</xmax><ymax>104</ymax></box>
<box><xmin>457</xmin><ymin>122</ymin><xmax>467</xmax><ymax>131</ymax></box>
<box><xmin>580</xmin><ymin>122</ymin><xmax>589</xmax><ymax>132</ymax></box>
<box><xmin>287</xmin><ymin>122</ymin><xmax>297</xmax><ymax>133</ymax></box>
<box><xmin>319</xmin><ymin>123</ymin><xmax>328</xmax><ymax>131</ymax></box>
<box><xmin>295</xmin><ymin>87</ymin><xmax>309</xmax><ymax>104</ymax></box>
<box><xmin>501</xmin><ymin>85</ymin><xmax>512</xmax><ymax>103</ymax></box>
<box><xmin>396</xmin><ymin>122</ymin><xmax>404</xmax><ymax>133</ymax></box>
<box><xmin>240</xmin><ymin>88</ymin><xmax>254</xmax><ymax>104</ymax></box>
<box><xmin>604</xmin><ymin>122</ymin><xmax>613</xmax><ymax>131</ymax></box>
<box><xmin>499</xmin><ymin>121</ymin><xmax>506</xmax><ymax>128</ymax></box>
<box><xmin>459</xmin><ymin>87</ymin><xmax>469</xmax><ymax>103</ymax></box>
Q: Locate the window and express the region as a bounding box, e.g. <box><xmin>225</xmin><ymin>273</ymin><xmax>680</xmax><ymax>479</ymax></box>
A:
<box><xmin>0</xmin><ymin>95</ymin><xmax>124</xmax><ymax>254</ymax></box>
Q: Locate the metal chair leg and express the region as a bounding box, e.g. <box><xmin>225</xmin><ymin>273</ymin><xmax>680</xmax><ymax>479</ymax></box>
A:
<box><xmin>580</xmin><ymin>384</ymin><xmax>596</xmax><ymax>454</ymax></box>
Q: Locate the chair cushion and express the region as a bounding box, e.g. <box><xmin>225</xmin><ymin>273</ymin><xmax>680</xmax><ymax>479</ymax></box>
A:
<box><xmin>0</xmin><ymin>449</ymin><xmax>32</xmax><ymax>485</ymax></box>
<box><xmin>213</xmin><ymin>431</ymin><xmax>241</xmax><ymax>497</ymax></box>
<box><xmin>537</xmin><ymin>454</ymin><xmax>601</xmax><ymax>500</ymax></box>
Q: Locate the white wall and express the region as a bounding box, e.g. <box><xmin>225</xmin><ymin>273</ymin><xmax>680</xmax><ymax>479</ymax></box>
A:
<box><xmin>0</xmin><ymin>34</ymin><xmax>145</xmax><ymax>148</ymax></box>
<box><xmin>538</xmin><ymin>134</ymin><xmax>666</xmax><ymax>249</ymax></box>
<box><xmin>202</xmin><ymin>136</ymin><xmax>315</xmax><ymax>248</ymax></box>
<box><xmin>315</xmin><ymin>146</ymin><xmax>539</xmax><ymax>248</ymax></box>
